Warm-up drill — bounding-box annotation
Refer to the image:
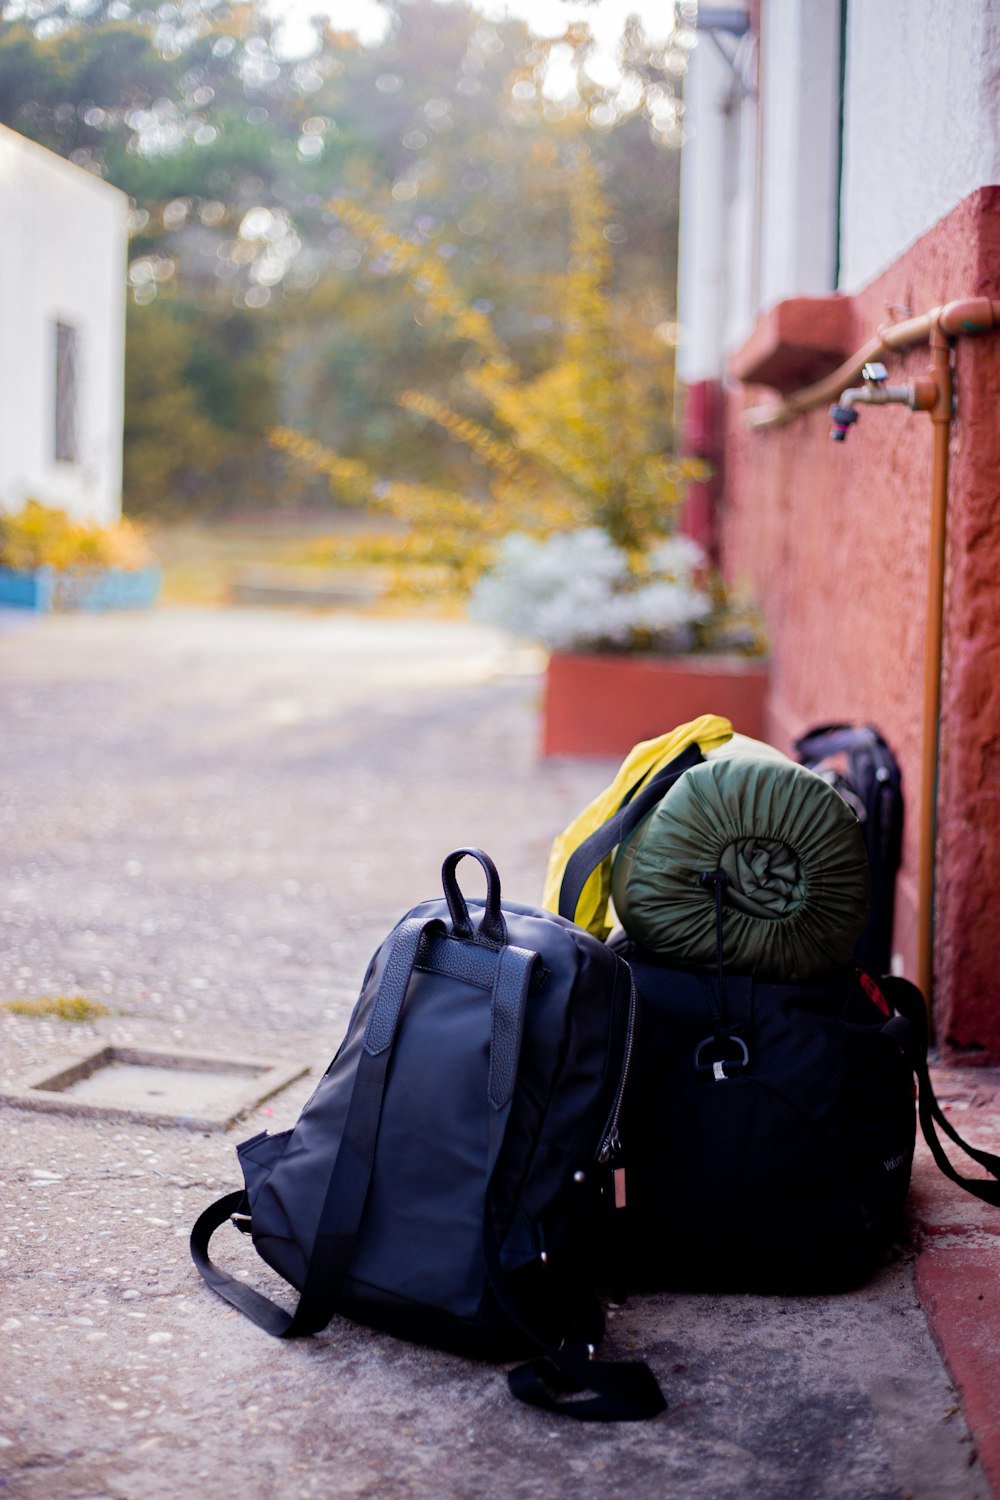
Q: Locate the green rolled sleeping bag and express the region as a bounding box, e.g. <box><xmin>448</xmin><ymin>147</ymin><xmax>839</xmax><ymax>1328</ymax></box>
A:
<box><xmin>610</xmin><ymin>734</ymin><xmax>870</xmax><ymax>981</ymax></box>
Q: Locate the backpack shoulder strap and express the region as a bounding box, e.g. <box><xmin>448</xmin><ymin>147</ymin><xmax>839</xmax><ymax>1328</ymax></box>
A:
<box><xmin>191</xmin><ymin>916</ymin><xmax>542</xmax><ymax>1339</ymax></box>
<box><xmin>190</xmin><ymin>915</ymin><xmax>443</xmax><ymax>1337</ymax></box>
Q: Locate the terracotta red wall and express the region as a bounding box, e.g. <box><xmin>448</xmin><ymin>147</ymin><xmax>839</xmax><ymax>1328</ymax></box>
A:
<box><xmin>719</xmin><ymin>186</ymin><xmax>1000</xmax><ymax>1056</ymax></box>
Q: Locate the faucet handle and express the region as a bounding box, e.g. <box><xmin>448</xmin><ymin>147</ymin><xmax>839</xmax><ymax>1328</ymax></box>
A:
<box><xmin>862</xmin><ymin>361</ymin><xmax>889</xmax><ymax>385</ymax></box>
<box><xmin>829</xmin><ymin>403</ymin><xmax>859</xmax><ymax>441</ymax></box>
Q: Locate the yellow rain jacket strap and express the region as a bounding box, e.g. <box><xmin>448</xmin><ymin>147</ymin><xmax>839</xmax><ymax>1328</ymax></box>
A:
<box><xmin>542</xmin><ymin>714</ymin><xmax>735</xmax><ymax>938</ymax></box>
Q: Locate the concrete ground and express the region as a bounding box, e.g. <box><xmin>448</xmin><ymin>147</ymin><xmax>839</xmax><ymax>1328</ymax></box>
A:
<box><xmin>1</xmin><ymin>605</ymin><xmax>998</xmax><ymax>1500</ymax></box>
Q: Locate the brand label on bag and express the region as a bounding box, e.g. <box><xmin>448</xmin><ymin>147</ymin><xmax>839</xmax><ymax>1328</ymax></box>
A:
<box><xmin>859</xmin><ymin>970</ymin><xmax>891</xmax><ymax>1017</ymax></box>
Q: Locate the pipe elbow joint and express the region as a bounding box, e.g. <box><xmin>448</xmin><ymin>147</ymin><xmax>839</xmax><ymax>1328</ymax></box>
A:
<box><xmin>909</xmin><ymin>375</ymin><xmax>941</xmax><ymax>414</ymax></box>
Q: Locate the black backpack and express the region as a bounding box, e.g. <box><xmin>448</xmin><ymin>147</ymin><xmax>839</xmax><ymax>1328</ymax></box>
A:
<box><xmin>191</xmin><ymin>848</ymin><xmax>665</xmax><ymax>1422</ymax></box>
<box><xmin>793</xmin><ymin>723</ymin><xmax>903</xmax><ymax>974</ymax></box>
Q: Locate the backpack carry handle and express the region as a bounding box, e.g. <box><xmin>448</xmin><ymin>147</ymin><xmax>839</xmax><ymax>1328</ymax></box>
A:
<box><xmin>442</xmin><ymin>847</ymin><xmax>508</xmax><ymax>945</ymax></box>
<box><xmin>793</xmin><ymin>722</ymin><xmax>884</xmax><ymax>760</ymax></box>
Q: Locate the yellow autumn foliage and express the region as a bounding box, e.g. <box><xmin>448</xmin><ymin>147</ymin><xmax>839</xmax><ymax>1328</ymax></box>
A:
<box><xmin>0</xmin><ymin>500</ymin><xmax>153</xmax><ymax>573</ymax></box>
<box><xmin>271</xmin><ymin>155</ymin><xmax>707</xmax><ymax>593</ymax></box>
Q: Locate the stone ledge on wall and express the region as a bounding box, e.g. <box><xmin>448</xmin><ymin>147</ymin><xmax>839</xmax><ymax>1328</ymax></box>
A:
<box><xmin>727</xmin><ymin>294</ymin><xmax>857</xmax><ymax>393</ymax></box>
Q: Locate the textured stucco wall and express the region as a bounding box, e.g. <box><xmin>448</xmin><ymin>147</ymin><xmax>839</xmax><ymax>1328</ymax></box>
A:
<box><xmin>0</xmin><ymin>126</ymin><xmax>127</xmax><ymax>523</ymax></box>
<box><xmin>840</xmin><ymin>0</ymin><xmax>1000</xmax><ymax>291</ymax></box>
<box><xmin>719</xmin><ymin>188</ymin><xmax>1000</xmax><ymax>1055</ymax></box>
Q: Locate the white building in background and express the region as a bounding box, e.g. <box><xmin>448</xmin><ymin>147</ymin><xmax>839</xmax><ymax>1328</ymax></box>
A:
<box><xmin>0</xmin><ymin>124</ymin><xmax>128</xmax><ymax>524</ymax></box>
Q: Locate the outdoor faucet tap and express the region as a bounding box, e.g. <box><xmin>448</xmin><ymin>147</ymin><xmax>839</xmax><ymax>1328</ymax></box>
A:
<box><xmin>829</xmin><ymin>402</ymin><xmax>859</xmax><ymax>441</ymax></box>
<box><xmin>829</xmin><ymin>362</ymin><xmax>938</xmax><ymax>440</ymax></box>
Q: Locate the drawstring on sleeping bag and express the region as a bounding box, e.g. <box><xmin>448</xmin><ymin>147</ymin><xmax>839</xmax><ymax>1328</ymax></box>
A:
<box><xmin>699</xmin><ymin>869</ymin><xmax>730</xmax><ymax>1027</ymax></box>
<box><xmin>695</xmin><ymin>869</ymin><xmax>749</xmax><ymax>1081</ymax></box>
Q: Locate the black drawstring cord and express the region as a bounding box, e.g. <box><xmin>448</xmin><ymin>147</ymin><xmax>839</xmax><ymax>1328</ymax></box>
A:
<box><xmin>699</xmin><ymin>869</ymin><xmax>731</xmax><ymax>1036</ymax></box>
<box><xmin>695</xmin><ymin>868</ymin><xmax>750</xmax><ymax>1080</ymax></box>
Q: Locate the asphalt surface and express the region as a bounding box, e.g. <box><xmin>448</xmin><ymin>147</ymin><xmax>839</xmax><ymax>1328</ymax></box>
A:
<box><xmin>0</xmin><ymin>605</ymin><xmax>993</xmax><ymax>1500</ymax></box>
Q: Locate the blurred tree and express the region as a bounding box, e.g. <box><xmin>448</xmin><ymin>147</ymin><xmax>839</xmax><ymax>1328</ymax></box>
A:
<box><xmin>272</xmin><ymin>153</ymin><xmax>705</xmax><ymax>593</ymax></box>
<box><xmin>122</xmin><ymin>299</ymin><xmax>230</xmax><ymax>511</ymax></box>
<box><xmin>0</xmin><ymin>0</ymin><xmax>688</xmax><ymax>525</ymax></box>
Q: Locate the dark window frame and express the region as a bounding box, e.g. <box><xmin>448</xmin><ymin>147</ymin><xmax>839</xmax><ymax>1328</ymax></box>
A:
<box><xmin>54</xmin><ymin>320</ymin><xmax>80</xmax><ymax>464</ymax></box>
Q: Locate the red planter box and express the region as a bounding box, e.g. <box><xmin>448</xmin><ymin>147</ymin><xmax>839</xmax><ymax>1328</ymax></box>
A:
<box><xmin>543</xmin><ymin>651</ymin><xmax>770</xmax><ymax>757</ymax></box>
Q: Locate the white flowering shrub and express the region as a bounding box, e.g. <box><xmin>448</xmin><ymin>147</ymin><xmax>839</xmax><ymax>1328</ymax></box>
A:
<box><xmin>469</xmin><ymin>528</ymin><xmax>715</xmax><ymax>653</ymax></box>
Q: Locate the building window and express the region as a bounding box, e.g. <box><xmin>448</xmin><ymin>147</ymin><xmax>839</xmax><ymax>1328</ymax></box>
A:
<box><xmin>54</xmin><ymin>321</ymin><xmax>80</xmax><ymax>463</ymax></box>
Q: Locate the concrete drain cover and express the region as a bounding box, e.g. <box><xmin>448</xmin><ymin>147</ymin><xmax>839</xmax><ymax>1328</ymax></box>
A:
<box><xmin>0</xmin><ymin>1045</ymin><xmax>308</xmax><ymax>1130</ymax></box>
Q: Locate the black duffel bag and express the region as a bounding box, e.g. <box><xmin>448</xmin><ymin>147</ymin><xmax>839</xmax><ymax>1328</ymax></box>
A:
<box><xmin>614</xmin><ymin>945</ymin><xmax>918</xmax><ymax>1292</ymax></box>
<box><xmin>615</xmin><ymin>948</ymin><xmax>1000</xmax><ymax>1292</ymax></box>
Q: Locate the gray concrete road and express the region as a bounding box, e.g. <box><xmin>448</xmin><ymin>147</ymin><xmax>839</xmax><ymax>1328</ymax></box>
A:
<box><xmin>0</xmin><ymin>607</ymin><xmax>990</xmax><ymax>1500</ymax></box>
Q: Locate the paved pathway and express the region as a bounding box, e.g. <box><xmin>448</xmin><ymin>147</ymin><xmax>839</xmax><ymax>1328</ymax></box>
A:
<box><xmin>0</xmin><ymin>607</ymin><xmax>994</xmax><ymax>1500</ymax></box>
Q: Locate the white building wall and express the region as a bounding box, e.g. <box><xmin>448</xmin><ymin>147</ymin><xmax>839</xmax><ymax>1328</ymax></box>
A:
<box><xmin>678</xmin><ymin>0</ymin><xmax>841</xmax><ymax>380</ymax></box>
<box><xmin>0</xmin><ymin>125</ymin><xmax>128</xmax><ymax>524</ymax></box>
<box><xmin>839</xmin><ymin>0</ymin><xmax>1000</xmax><ymax>291</ymax></box>
<box><xmin>676</xmin><ymin>37</ymin><xmax>738</xmax><ymax>385</ymax></box>
<box><xmin>757</xmin><ymin>0</ymin><xmax>841</xmax><ymax>309</ymax></box>
<box><xmin>676</xmin><ymin>17</ymin><xmax>764</xmax><ymax>383</ymax></box>
<box><xmin>723</xmin><ymin>37</ymin><xmax>760</xmax><ymax>358</ymax></box>
<box><xmin>678</xmin><ymin>0</ymin><xmax>1000</xmax><ymax>379</ymax></box>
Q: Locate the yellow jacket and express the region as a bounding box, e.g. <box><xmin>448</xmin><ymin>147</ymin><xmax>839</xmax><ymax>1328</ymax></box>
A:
<box><xmin>542</xmin><ymin>714</ymin><xmax>734</xmax><ymax>938</ymax></box>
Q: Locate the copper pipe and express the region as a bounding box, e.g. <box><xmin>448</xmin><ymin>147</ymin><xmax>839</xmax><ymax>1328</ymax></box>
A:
<box><xmin>743</xmin><ymin>297</ymin><xmax>1000</xmax><ymax>430</ymax></box>
<box><xmin>916</xmin><ymin>328</ymin><xmax>954</xmax><ymax>1005</ymax></box>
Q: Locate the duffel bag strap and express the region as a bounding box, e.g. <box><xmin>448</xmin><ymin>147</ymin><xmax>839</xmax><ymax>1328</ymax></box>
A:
<box><xmin>558</xmin><ymin>742</ymin><xmax>703</xmax><ymax>925</ymax></box>
<box><xmin>881</xmin><ymin>975</ymin><xmax>1000</xmax><ymax>1207</ymax></box>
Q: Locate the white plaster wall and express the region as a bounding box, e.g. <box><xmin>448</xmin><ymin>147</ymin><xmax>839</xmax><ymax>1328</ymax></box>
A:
<box><xmin>757</xmin><ymin>0</ymin><xmax>841</xmax><ymax>309</ymax></box>
<box><xmin>0</xmin><ymin>126</ymin><xmax>128</xmax><ymax>524</ymax></box>
<box><xmin>840</xmin><ymin>0</ymin><xmax>1000</xmax><ymax>291</ymax></box>
<box><xmin>676</xmin><ymin>37</ymin><xmax>734</xmax><ymax>384</ymax></box>
<box><xmin>676</xmin><ymin>20</ymin><xmax>762</xmax><ymax>381</ymax></box>
<box><xmin>678</xmin><ymin>0</ymin><xmax>841</xmax><ymax>379</ymax></box>
<box><xmin>723</xmin><ymin>48</ymin><xmax>760</xmax><ymax>356</ymax></box>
